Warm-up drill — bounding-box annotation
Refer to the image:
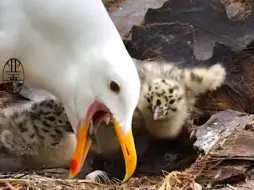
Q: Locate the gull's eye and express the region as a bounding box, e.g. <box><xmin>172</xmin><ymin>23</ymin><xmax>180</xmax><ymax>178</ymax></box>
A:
<box><xmin>109</xmin><ymin>80</ymin><xmax>120</xmax><ymax>94</ymax></box>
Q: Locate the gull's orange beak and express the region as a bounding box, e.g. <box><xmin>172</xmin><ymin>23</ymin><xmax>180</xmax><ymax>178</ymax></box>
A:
<box><xmin>112</xmin><ymin>119</ymin><xmax>137</xmax><ymax>182</ymax></box>
<box><xmin>68</xmin><ymin>102</ymin><xmax>137</xmax><ymax>182</ymax></box>
<box><xmin>68</xmin><ymin>118</ymin><xmax>92</xmax><ymax>179</ymax></box>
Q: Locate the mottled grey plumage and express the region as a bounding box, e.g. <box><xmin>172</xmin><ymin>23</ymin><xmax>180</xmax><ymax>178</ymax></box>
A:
<box><xmin>0</xmin><ymin>87</ymin><xmax>76</xmax><ymax>169</ymax></box>
<box><xmin>0</xmin><ymin>85</ymin><xmax>114</xmax><ymax>182</ymax></box>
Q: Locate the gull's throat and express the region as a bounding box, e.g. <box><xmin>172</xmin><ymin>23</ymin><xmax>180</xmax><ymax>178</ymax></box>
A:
<box><xmin>88</xmin><ymin>110</ymin><xmax>112</xmax><ymax>140</ymax></box>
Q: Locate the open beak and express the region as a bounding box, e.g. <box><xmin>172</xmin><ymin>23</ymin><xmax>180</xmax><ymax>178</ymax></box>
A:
<box><xmin>69</xmin><ymin>102</ymin><xmax>137</xmax><ymax>182</ymax></box>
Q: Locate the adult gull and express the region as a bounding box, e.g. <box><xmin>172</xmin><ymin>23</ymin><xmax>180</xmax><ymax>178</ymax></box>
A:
<box><xmin>0</xmin><ymin>0</ymin><xmax>140</xmax><ymax>181</ymax></box>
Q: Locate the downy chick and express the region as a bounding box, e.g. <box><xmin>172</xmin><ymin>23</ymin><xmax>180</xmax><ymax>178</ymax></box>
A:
<box><xmin>134</xmin><ymin>59</ymin><xmax>226</xmax><ymax>139</ymax></box>
<box><xmin>0</xmin><ymin>97</ymin><xmax>114</xmax><ymax>182</ymax></box>
<box><xmin>0</xmin><ymin>98</ymin><xmax>76</xmax><ymax>169</ymax></box>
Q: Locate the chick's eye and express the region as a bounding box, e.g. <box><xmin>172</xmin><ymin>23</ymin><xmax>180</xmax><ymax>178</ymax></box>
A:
<box><xmin>109</xmin><ymin>80</ymin><xmax>120</xmax><ymax>94</ymax></box>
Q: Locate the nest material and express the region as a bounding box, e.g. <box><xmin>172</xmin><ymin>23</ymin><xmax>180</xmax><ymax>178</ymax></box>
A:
<box><xmin>0</xmin><ymin>174</ymin><xmax>164</xmax><ymax>190</ymax></box>
<box><xmin>1</xmin><ymin>110</ymin><xmax>253</xmax><ymax>190</ymax></box>
<box><xmin>0</xmin><ymin>152</ymin><xmax>210</xmax><ymax>190</ymax></box>
<box><xmin>159</xmin><ymin>111</ymin><xmax>254</xmax><ymax>190</ymax></box>
<box><xmin>0</xmin><ymin>177</ymin><xmax>107</xmax><ymax>190</ymax></box>
<box><xmin>158</xmin><ymin>149</ymin><xmax>209</xmax><ymax>190</ymax></box>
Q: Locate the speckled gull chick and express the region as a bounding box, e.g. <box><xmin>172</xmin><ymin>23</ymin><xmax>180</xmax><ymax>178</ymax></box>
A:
<box><xmin>0</xmin><ymin>0</ymin><xmax>140</xmax><ymax>181</ymax></box>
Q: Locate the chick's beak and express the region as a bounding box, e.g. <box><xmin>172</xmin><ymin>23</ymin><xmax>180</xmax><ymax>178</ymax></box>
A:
<box><xmin>153</xmin><ymin>106</ymin><xmax>161</xmax><ymax>120</ymax></box>
<box><xmin>68</xmin><ymin>102</ymin><xmax>137</xmax><ymax>182</ymax></box>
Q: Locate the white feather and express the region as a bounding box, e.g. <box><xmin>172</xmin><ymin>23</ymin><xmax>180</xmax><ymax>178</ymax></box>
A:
<box><xmin>85</xmin><ymin>170</ymin><xmax>110</xmax><ymax>184</ymax></box>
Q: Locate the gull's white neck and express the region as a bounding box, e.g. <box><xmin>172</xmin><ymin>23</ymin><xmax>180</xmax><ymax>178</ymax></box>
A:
<box><xmin>0</xmin><ymin>0</ymin><xmax>126</xmax><ymax>101</ymax></box>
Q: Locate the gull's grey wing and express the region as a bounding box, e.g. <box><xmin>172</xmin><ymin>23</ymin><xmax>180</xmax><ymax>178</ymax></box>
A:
<box><xmin>18</xmin><ymin>84</ymin><xmax>56</xmax><ymax>102</ymax></box>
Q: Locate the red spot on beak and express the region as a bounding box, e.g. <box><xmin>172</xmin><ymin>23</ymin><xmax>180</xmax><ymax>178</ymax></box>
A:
<box><xmin>70</xmin><ymin>159</ymin><xmax>78</xmax><ymax>174</ymax></box>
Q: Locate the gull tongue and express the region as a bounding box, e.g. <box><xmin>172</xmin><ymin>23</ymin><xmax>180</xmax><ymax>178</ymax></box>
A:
<box><xmin>104</xmin><ymin>114</ymin><xmax>111</xmax><ymax>125</ymax></box>
<box><xmin>89</xmin><ymin>113</ymin><xmax>111</xmax><ymax>138</ymax></box>
<box><xmin>89</xmin><ymin>120</ymin><xmax>94</xmax><ymax>136</ymax></box>
<box><xmin>89</xmin><ymin>120</ymin><xmax>97</xmax><ymax>143</ymax></box>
